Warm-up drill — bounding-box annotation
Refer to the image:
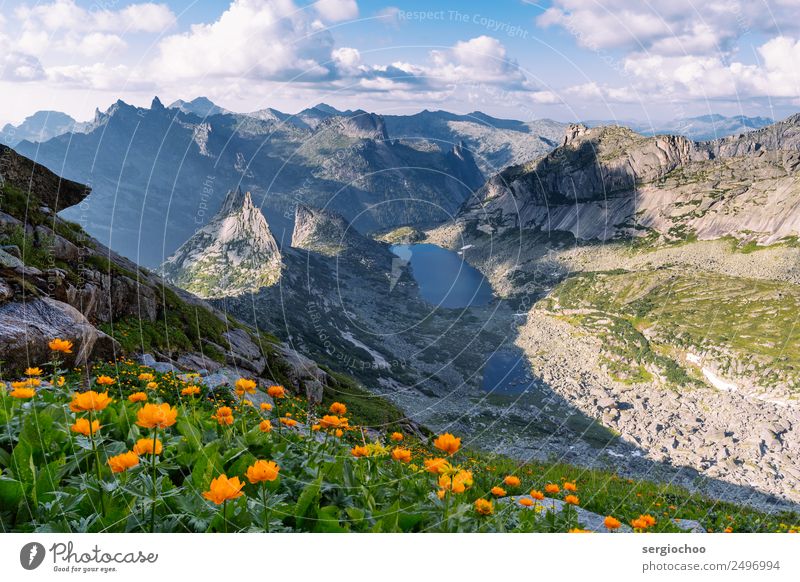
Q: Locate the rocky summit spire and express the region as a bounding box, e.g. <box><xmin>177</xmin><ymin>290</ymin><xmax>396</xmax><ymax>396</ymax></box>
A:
<box><xmin>161</xmin><ymin>188</ymin><xmax>281</xmax><ymax>298</ymax></box>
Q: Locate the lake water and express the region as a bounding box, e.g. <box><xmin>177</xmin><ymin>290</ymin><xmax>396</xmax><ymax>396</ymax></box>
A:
<box><xmin>390</xmin><ymin>243</ymin><xmax>494</xmax><ymax>308</ymax></box>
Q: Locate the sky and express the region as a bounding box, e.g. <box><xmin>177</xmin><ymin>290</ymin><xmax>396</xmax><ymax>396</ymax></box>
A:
<box><xmin>1</xmin><ymin>0</ymin><xmax>799</xmax><ymax>126</ymax></box>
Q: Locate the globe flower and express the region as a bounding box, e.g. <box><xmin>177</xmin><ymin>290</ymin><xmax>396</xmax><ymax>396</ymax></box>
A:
<box><xmin>351</xmin><ymin>445</ymin><xmax>369</xmax><ymax>458</ymax></box>
<box><xmin>181</xmin><ymin>385</ymin><xmax>201</xmax><ymax>396</ymax></box>
<box><xmin>424</xmin><ymin>458</ymin><xmax>451</xmax><ymax>474</ymax></box>
<box><xmin>631</xmin><ymin>517</ymin><xmax>649</xmax><ymax>530</ymax></box>
<box><xmin>96</xmin><ymin>375</ymin><xmax>115</xmax><ymax>386</ymax></box>
<box><xmin>641</xmin><ymin>514</ymin><xmax>657</xmax><ymax>527</ymax></box>
<box><xmin>202</xmin><ymin>475</ymin><xmax>245</xmax><ymax>505</ymax></box>
<box><xmin>311</xmin><ymin>424</ymin><xmax>321</xmax><ymax>431</ymax></box>
<box><xmin>530</xmin><ymin>489</ymin><xmax>545</xmax><ymax>500</ymax></box>
<box><xmin>279</xmin><ymin>418</ymin><xmax>297</xmax><ymax>427</ymax></box>
<box><xmin>329</xmin><ymin>401</ymin><xmax>347</xmax><ymax>415</ymax></box>
<box><xmin>334</xmin><ymin>429</ymin><xmax>343</xmax><ymax>437</ymax></box>
<box><xmin>136</xmin><ymin>403</ymin><xmax>178</xmax><ymax>429</ymax></box>
<box><xmin>519</xmin><ymin>497</ymin><xmax>534</xmax><ymax>507</ymax></box>
<box><xmin>474</xmin><ymin>498</ymin><xmax>493</xmax><ymax>515</ymax></box>
<box><xmin>70</xmin><ymin>418</ymin><xmax>100</xmax><ymax>436</ymax></box>
<box><xmin>503</xmin><ymin>475</ymin><xmax>521</xmax><ymax>487</ymax></box>
<box><xmin>564</xmin><ymin>481</ymin><xmax>578</xmax><ymax>492</ymax></box>
<box><xmin>564</xmin><ymin>494</ymin><xmax>580</xmax><ymax>506</ymax></box>
<box><xmin>260</xmin><ymin>402</ymin><xmax>272</xmax><ymax>411</ymax></box>
<box><xmin>544</xmin><ymin>483</ymin><xmax>560</xmax><ymax>495</ymax></box>
<box><xmin>212</xmin><ymin>406</ymin><xmax>234</xmax><ymax>426</ymax></box>
<box><xmin>71</xmin><ymin>391</ymin><xmax>113</xmax><ymax>412</ymax></box>
<box><xmin>391</xmin><ymin>447</ymin><xmax>412</xmax><ymax>463</ymax></box>
<box><xmin>568</xmin><ymin>528</ymin><xmax>591</xmax><ymax>533</ymax></box>
<box><xmin>259</xmin><ymin>419</ymin><xmax>272</xmax><ymax>433</ymax></box>
<box><xmin>24</xmin><ymin>367</ymin><xmax>42</xmax><ymax>376</ymax></box>
<box><xmin>436</xmin><ymin>489</ymin><xmax>446</xmax><ymax>500</ymax></box>
<box><xmin>146</xmin><ymin>381</ymin><xmax>158</xmax><ymax>390</ymax></box>
<box><xmin>57</xmin><ymin>376</ymin><xmax>65</xmax><ymax>387</ymax></box>
<box><xmin>9</xmin><ymin>387</ymin><xmax>36</xmax><ymax>399</ymax></box>
<box><xmin>604</xmin><ymin>516</ymin><xmax>622</xmax><ymax>530</ymax></box>
<box><xmin>490</xmin><ymin>486</ymin><xmax>507</xmax><ymax>497</ymax></box>
<box><xmin>433</xmin><ymin>433</ymin><xmax>461</xmax><ymax>455</ymax></box>
<box><xmin>132</xmin><ymin>438</ymin><xmax>163</xmax><ymax>456</ymax></box>
<box><xmin>235</xmin><ymin>378</ymin><xmax>257</xmax><ymax>396</ymax></box>
<box><xmin>138</xmin><ymin>373</ymin><xmax>155</xmax><ymax>382</ymax></box>
<box><xmin>319</xmin><ymin>415</ymin><xmax>344</xmax><ymax>429</ymax></box>
<box><xmin>108</xmin><ymin>451</ymin><xmax>140</xmax><ymax>473</ymax></box>
<box><xmin>266</xmin><ymin>385</ymin><xmax>286</xmax><ymax>399</ymax></box>
<box><xmin>390</xmin><ymin>432</ymin><xmax>404</xmax><ymax>442</ymax></box>
<box><xmin>128</xmin><ymin>392</ymin><xmax>148</xmax><ymax>403</ymax></box>
<box><xmin>439</xmin><ymin>470</ymin><xmax>473</xmax><ymax>494</ymax></box>
<box><xmin>48</xmin><ymin>338</ymin><xmax>73</xmax><ymax>353</ymax></box>
<box><xmin>246</xmin><ymin>460</ymin><xmax>280</xmax><ymax>484</ymax></box>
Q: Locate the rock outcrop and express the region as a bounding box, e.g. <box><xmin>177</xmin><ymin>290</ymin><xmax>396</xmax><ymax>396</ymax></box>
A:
<box><xmin>0</xmin><ymin>144</ymin><xmax>87</xmax><ymax>211</ymax></box>
<box><xmin>161</xmin><ymin>187</ymin><xmax>282</xmax><ymax>298</ymax></box>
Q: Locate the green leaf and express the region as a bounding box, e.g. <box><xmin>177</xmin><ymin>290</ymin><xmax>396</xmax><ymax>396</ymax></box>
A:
<box><xmin>191</xmin><ymin>442</ymin><xmax>223</xmax><ymax>491</ymax></box>
<box><xmin>11</xmin><ymin>438</ymin><xmax>34</xmax><ymax>485</ymax></box>
<box><xmin>0</xmin><ymin>477</ymin><xmax>26</xmax><ymax>509</ymax></box>
<box><xmin>293</xmin><ymin>474</ymin><xmax>322</xmax><ymax>528</ymax></box>
<box><xmin>35</xmin><ymin>459</ymin><xmax>64</xmax><ymax>503</ymax></box>
<box><xmin>314</xmin><ymin>505</ymin><xmax>347</xmax><ymax>532</ymax></box>
<box><xmin>177</xmin><ymin>419</ymin><xmax>202</xmax><ymax>450</ymax></box>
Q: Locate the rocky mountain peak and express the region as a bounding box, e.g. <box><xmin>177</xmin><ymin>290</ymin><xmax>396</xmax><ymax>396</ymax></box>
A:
<box><xmin>291</xmin><ymin>203</ymin><xmax>387</xmax><ymax>259</ymax></box>
<box><xmin>161</xmin><ymin>188</ymin><xmax>281</xmax><ymax>298</ymax></box>
<box><xmin>316</xmin><ymin>111</ymin><xmax>389</xmax><ymax>141</ymax></box>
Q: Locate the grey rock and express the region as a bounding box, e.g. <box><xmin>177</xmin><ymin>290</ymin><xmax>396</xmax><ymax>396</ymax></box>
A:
<box><xmin>139</xmin><ymin>353</ymin><xmax>158</xmax><ymax>367</ymax></box>
<box><xmin>671</xmin><ymin>518</ymin><xmax>706</xmax><ymax>533</ymax></box>
<box><xmin>508</xmin><ymin>495</ymin><xmax>632</xmax><ymax>532</ymax></box>
<box><xmin>176</xmin><ymin>352</ymin><xmax>222</xmax><ymax>374</ymax></box>
<box><xmin>0</xmin><ymin>296</ymin><xmax>117</xmax><ymax>371</ymax></box>
<box><xmin>221</xmin><ymin>328</ymin><xmax>267</xmax><ymax>375</ymax></box>
<box><xmin>278</xmin><ymin>345</ymin><xmax>329</xmax><ymax>404</ymax></box>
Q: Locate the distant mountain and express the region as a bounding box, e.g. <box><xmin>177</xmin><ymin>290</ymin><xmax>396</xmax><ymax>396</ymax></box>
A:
<box><xmin>161</xmin><ymin>187</ymin><xmax>281</xmax><ymax>298</ymax></box>
<box><xmin>168</xmin><ymin>96</ymin><xmax>230</xmax><ymax>117</ymax></box>
<box><xmin>584</xmin><ymin>114</ymin><xmax>775</xmax><ymax>141</ymax></box>
<box><xmin>16</xmin><ymin>97</ymin><xmax>486</xmax><ymax>266</ymax></box>
<box><xmin>462</xmin><ymin>114</ymin><xmax>800</xmax><ymax>244</ymax></box>
<box><xmin>0</xmin><ymin>111</ymin><xmax>84</xmax><ymax>147</ymax></box>
<box><xmin>383</xmin><ymin>110</ymin><xmax>565</xmax><ymax>177</ymax></box>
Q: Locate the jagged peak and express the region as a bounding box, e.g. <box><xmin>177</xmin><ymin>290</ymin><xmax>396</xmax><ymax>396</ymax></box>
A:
<box><xmin>151</xmin><ymin>96</ymin><xmax>165</xmax><ymax>110</ymax></box>
<box><xmin>218</xmin><ymin>186</ymin><xmax>250</xmax><ymax>215</ymax></box>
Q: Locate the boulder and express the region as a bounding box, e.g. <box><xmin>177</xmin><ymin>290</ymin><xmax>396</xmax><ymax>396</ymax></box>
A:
<box><xmin>222</xmin><ymin>328</ymin><xmax>267</xmax><ymax>374</ymax></box>
<box><xmin>0</xmin><ymin>296</ymin><xmax>117</xmax><ymax>372</ymax></box>
<box><xmin>176</xmin><ymin>352</ymin><xmax>223</xmax><ymax>374</ymax></box>
<box><xmin>277</xmin><ymin>345</ymin><xmax>329</xmax><ymax>404</ymax></box>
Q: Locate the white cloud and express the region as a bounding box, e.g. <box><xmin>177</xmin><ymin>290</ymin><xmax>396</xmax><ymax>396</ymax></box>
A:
<box><xmin>537</xmin><ymin>0</ymin><xmax>799</xmax><ymax>56</ymax></box>
<box><xmin>314</xmin><ymin>0</ymin><xmax>359</xmax><ymax>22</ymax></box>
<box><xmin>15</xmin><ymin>0</ymin><xmax>175</xmax><ymax>34</ymax></box>
<box><xmin>153</xmin><ymin>0</ymin><xmax>335</xmax><ymax>81</ymax></box>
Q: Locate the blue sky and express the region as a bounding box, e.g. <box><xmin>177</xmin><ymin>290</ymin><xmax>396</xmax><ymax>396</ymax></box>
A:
<box><xmin>1</xmin><ymin>0</ymin><xmax>798</xmax><ymax>125</ymax></box>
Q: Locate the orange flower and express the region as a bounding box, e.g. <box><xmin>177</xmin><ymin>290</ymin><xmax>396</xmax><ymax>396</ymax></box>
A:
<box><xmin>391</xmin><ymin>447</ymin><xmax>412</xmax><ymax>463</ymax></box>
<box><xmin>641</xmin><ymin>514</ymin><xmax>657</xmax><ymax>527</ymax></box>
<box><xmin>433</xmin><ymin>433</ymin><xmax>461</xmax><ymax>455</ymax></box>
<box><xmin>71</xmin><ymin>391</ymin><xmax>113</xmax><ymax>412</ymax></box>
<box><xmin>503</xmin><ymin>475</ymin><xmax>521</xmax><ymax>487</ymax></box>
<box><xmin>132</xmin><ymin>438</ymin><xmax>162</xmax><ymax>455</ymax></box>
<box><xmin>329</xmin><ymin>401</ymin><xmax>347</xmax><ymax>415</ymax></box>
<box><xmin>564</xmin><ymin>481</ymin><xmax>577</xmax><ymax>492</ymax></box>
<box><xmin>146</xmin><ymin>381</ymin><xmax>158</xmax><ymax>390</ymax></box>
<box><xmin>181</xmin><ymin>385</ymin><xmax>201</xmax><ymax>396</ymax></box>
<box><xmin>246</xmin><ymin>460</ymin><xmax>280</xmax><ymax>484</ymax></box>
<box><xmin>12</xmin><ymin>378</ymin><xmax>40</xmax><ymax>389</ymax></box>
<box><xmin>138</xmin><ymin>373</ymin><xmax>155</xmax><ymax>382</ymax></box>
<box><xmin>57</xmin><ymin>376</ymin><xmax>65</xmax><ymax>387</ymax></box>
<box><xmin>474</xmin><ymin>498</ymin><xmax>493</xmax><ymax>515</ymax></box>
<box><xmin>70</xmin><ymin>418</ymin><xmax>100</xmax><ymax>436</ymax></box>
<box><xmin>202</xmin><ymin>475</ymin><xmax>245</xmax><ymax>505</ymax></box>
<box><xmin>530</xmin><ymin>489</ymin><xmax>545</xmax><ymax>500</ymax></box>
<box><xmin>568</xmin><ymin>528</ymin><xmax>591</xmax><ymax>533</ymax></box>
<box><xmin>212</xmin><ymin>406</ymin><xmax>234</xmax><ymax>426</ymax></box>
<box><xmin>544</xmin><ymin>483</ymin><xmax>560</xmax><ymax>495</ymax></box>
<box><xmin>564</xmin><ymin>494</ymin><xmax>580</xmax><ymax>506</ymax></box>
<box><xmin>319</xmin><ymin>415</ymin><xmax>345</xmax><ymax>429</ymax></box>
<box><xmin>24</xmin><ymin>367</ymin><xmax>42</xmax><ymax>376</ymax></box>
<box><xmin>9</xmin><ymin>387</ymin><xmax>36</xmax><ymax>399</ymax></box>
<box><xmin>260</xmin><ymin>402</ymin><xmax>272</xmax><ymax>411</ymax></box>
<box><xmin>491</xmin><ymin>486</ymin><xmax>507</xmax><ymax>497</ymax></box>
<box><xmin>631</xmin><ymin>518</ymin><xmax>649</xmax><ymax>530</ymax></box>
<box><xmin>279</xmin><ymin>417</ymin><xmax>297</xmax><ymax>427</ymax></box>
<box><xmin>424</xmin><ymin>458</ymin><xmax>451</xmax><ymax>474</ymax></box>
<box><xmin>266</xmin><ymin>385</ymin><xmax>286</xmax><ymax>399</ymax></box>
<box><xmin>235</xmin><ymin>378</ymin><xmax>257</xmax><ymax>396</ymax></box>
<box><xmin>439</xmin><ymin>470</ymin><xmax>473</xmax><ymax>494</ymax></box>
<box><xmin>436</xmin><ymin>489</ymin><xmax>446</xmax><ymax>500</ymax></box>
<box><xmin>136</xmin><ymin>403</ymin><xmax>178</xmax><ymax>429</ymax></box>
<box><xmin>108</xmin><ymin>451</ymin><xmax>139</xmax><ymax>473</ymax></box>
<box><xmin>259</xmin><ymin>419</ymin><xmax>272</xmax><ymax>433</ymax></box>
<box><xmin>390</xmin><ymin>432</ymin><xmax>404</xmax><ymax>442</ymax></box>
<box><xmin>334</xmin><ymin>429</ymin><xmax>343</xmax><ymax>437</ymax></box>
<box><xmin>519</xmin><ymin>497</ymin><xmax>534</xmax><ymax>507</ymax></box>
<box><xmin>351</xmin><ymin>445</ymin><xmax>369</xmax><ymax>458</ymax></box>
<box><xmin>311</xmin><ymin>424</ymin><xmax>321</xmax><ymax>431</ymax></box>
<box><xmin>48</xmin><ymin>338</ymin><xmax>73</xmax><ymax>353</ymax></box>
<box><xmin>96</xmin><ymin>375</ymin><xmax>115</xmax><ymax>386</ymax></box>
<box><xmin>128</xmin><ymin>392</ymin><xmax>148</xmax><ymax>403</ymax></box>
<box><xmin>604</xmin><ymin>516</ymin><xmax>622</xmax><ymax>530</ymax></box>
